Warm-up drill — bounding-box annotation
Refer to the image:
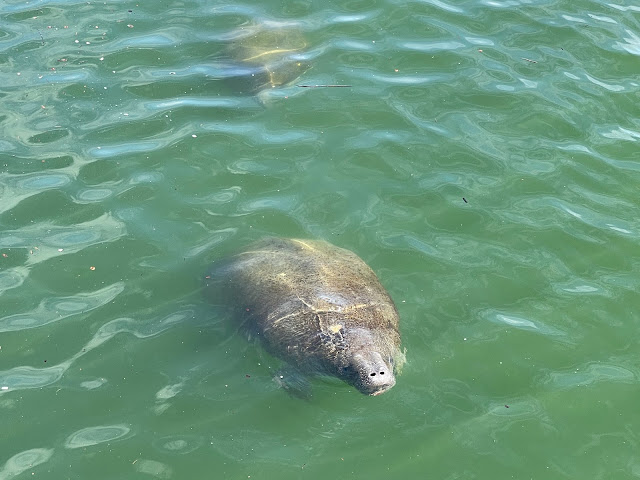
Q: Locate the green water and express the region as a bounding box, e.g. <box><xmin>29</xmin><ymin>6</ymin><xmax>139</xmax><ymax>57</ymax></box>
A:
<box><xmin>1</xmin><ymin>0</ymin><xmax>639</xmax><ymax>478</ymax></box>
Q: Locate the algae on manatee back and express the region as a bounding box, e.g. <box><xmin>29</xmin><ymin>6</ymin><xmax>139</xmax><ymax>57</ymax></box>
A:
<box><xmin>222</xmin><ymin>23</ymin><xmax>310</xmax><ymax>96</ymax></box>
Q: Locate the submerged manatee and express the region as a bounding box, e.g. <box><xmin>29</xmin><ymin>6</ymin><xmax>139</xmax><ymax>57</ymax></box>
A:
<box><xmin>222</xmin><ymin>23</ymin><xmax>309</xmax><ymax>96</ymax></box>
<box><xmin>207</xmin><ymin>238</ymin><xmax>405</xmax><ymax>396</ymax></box>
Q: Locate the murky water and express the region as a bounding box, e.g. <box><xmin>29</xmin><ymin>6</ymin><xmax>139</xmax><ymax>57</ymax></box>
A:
<box><xmin>1</xmin><ymin>0</ymin><xmax>639</xmax><ymax>478</ymax></box>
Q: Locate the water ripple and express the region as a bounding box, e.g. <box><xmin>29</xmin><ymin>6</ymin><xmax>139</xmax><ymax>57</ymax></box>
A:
<box><xmin>35</xmin><ymin>71</ymin><xmax>92</xmax><ymax>84</ymax></box>
<box><xmin>80</xmin><ymin>378</ymin><xmax>107</xmax><ymax>390</ymax></box>
<box><xmin>145</xmin><ymin>96</ymin><xmax>257</xmax><ymax>110</ymax></box>
<box><xmin>616</xmin><ymin>29</ymin><xmax>640</xmax><ymax>55</ymax></box>
<box><xmin>553</xmin><ymin>280</ymin><xmax>603</xmax><ymax>296</ymax></box>
<box><xmin>0</xmin><ymin>267</ymin><xmax>28</xmax><ymax>294</ymax></box>
<box><xmin>133</xmin><ymin>459</ymin><xmax>172</xmax><ymax>479</ymax></box>
<box><xmin>88</xmin><ymin>140</ymin><xmax>165</xmax><ymax>159</ymax></box>
<box><xmin>0</xmin><ymin>282</ymin><xmax>125</xmax><ymax>333</ymax></box>
<box><xmin>152</xmin><ymin>435</ymin><xmax>203</xmax><ymax>455</ymax></box>
<box><xmin>400</xmin><ymin>40</ymin><xmax>466</xmax><ymax>52</ymax></box>
<box><xmin>65</xmin><ymin>425</ymin><xmax>131</xmax><ymax>449</ymax></box>
<box><xmin>542</xmin><ymin>362</ymin><xmax>637</xmax><ymax>390</ymax></box>
<box><xmin>519</xmin><ymin>196</ymin><xmax>635</xmax><ymax>237</ymax></box>
<box><xmin>109</xmin><ymin>33</ymin><xmax>178</xmax><ymax>49</ymax></box>
<box><xmin>0</xmin><ymin>364</ymin><xmax>67</xmax><ymax>390</ymax></box>
<box><xmin>18</xmin><ymin>173</ymin><xmax>71</xmax><ymax>189</ymax></box>
<box><xmin>184</xmin><ymin>228</ymin><xmax>237</xmax><ymax>259</ymax></box>
<box><xmin>74</xmin><ymin>187</ymin><xmax>114</xmax><ymax>202</ymax></box>
<box><xmin>482</xmin><ymin>310</ymin><xmax>566</xmax><ymax>337</ymax></box>
<box><xmin>0</xmin><ymin>213</ymin><xmax>127</xmax><ymax>265</ymax></box>
<box><xmin>0</xmin><ymin>309</ymin><xmax>193</xmax><ymax>393</ymax></box>
<box><xmin>0</xmin><ymin>171</ymin><xmax>74</xmax><ymax>214</ymax></box>
<box><xmin>201</xmin><ymin>121</ymin><xmax>318</xmax><ymax>144</ymax></box>
<box><xmin>0</xmin><ymin>448</ymin><xmax>54</xmax><ymax>480</ymax></box>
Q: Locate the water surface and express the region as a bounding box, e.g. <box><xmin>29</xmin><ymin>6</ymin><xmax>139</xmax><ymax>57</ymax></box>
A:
<box><xmin>1</xmin><ymin>0</ymin><xmax>640</xmax><ymax>478</ymax></box>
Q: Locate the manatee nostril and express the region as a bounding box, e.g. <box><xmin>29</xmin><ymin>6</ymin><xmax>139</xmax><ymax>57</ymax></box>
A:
<box><xmin>380</xmin><ymin>371</ymin><xmax>385</xmax><ymax>375</ymax></box>
<box><xmin>370</xmin><ymin>372</ymin><xmax>376</xmax><ymax>376</ymax></box>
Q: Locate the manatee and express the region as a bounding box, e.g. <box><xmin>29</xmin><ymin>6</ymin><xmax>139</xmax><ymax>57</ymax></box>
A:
<box><xmin>221</xmin><ymin>23</ymin><xmax>309</xmax><ymax>96</ymax></box>
<box><xmin>207</xmin><ymin>238</ymin><xmax>405</xmax><ymax>396</ymax></box>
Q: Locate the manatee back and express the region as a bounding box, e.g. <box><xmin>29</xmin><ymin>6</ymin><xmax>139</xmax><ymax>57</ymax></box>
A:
<box><xmin>222</xmin><ymin>24</ymin><xmax>309</xmax><ymax>94</ymax></box>
<box><xmin>246</xmin><ymin>238</ymin><xmax>393</xmax><ymax>311</ymax></box>
<box><xmin>211</xmin><ymin>238</ymin><xmax>402</xmax><ymax>374</ymax></box>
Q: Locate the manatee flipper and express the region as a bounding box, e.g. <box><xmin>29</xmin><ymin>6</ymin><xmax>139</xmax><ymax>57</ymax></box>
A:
<box><xmin>274</xmin><ymin>366</ymin><xmax>312</xmax><ymax>400</ymax></box>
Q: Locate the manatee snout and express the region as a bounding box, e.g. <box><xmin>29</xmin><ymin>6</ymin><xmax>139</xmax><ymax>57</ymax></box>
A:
<box><xmin>348</xmin><ymin>351</ymin><xmax>396</xmax><ymax>396</ymax></box>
